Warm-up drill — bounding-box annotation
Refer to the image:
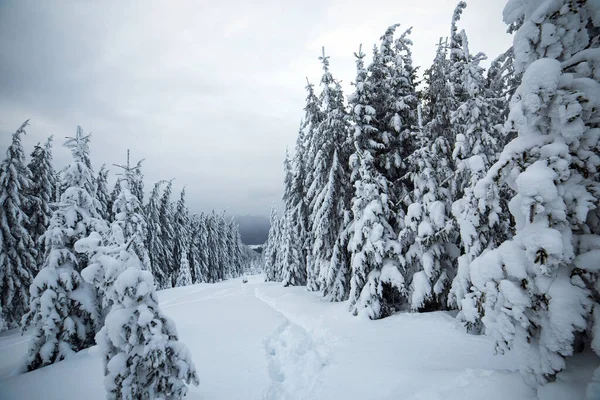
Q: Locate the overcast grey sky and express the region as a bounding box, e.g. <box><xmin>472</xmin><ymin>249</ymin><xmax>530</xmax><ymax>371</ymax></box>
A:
<box><xmin>0</xmin><ymin>0</ymin><xmax>511</xmax><ymax>217</ymax></box>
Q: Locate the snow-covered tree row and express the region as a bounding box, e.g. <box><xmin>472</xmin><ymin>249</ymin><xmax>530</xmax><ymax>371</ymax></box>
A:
<box><xmin>0</xmin><ymin>122</ymin><xmax>261</xmax><ymax>396</ymax></box>
<box><xmin>268</xmin><ymin>0</ymin><xmax>600</xmax><ymax>395</ymax></box>
<box><xmin>0</xmin><ymin>123</ymin><xmax>255</xmax><ymax>333</ymax></box>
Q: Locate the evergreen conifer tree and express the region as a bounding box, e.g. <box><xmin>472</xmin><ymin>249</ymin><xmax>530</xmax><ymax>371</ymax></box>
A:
<box><xmin>157</xmin><ymin>181</ymin><xmax>175</xmax><ymax>288</ymax></box>
<box><xmin>95</xmin><ymin>164</ymin><xmax>111</xmax><ymax>221</ymax></box>
<box><xmin>0</xmin><ymin>121</ymin><xmax>36</xmax><ymax>329</ymax></box>
<box><xmin>173</xmin><ymin>189</ymin><xmax>192</xmax><ymax>287</ymax></box>
<box><xmin>22</xmin><ymin>126</ymin><xmax>106</xmax><ymax>370</ymax></box>
<box><xmin>26</xmin><ymin>136</ymin><xmax>56</xmax><ymax>268</ymax></box>
<box><xmin>464</xmin><ymin>0</ymin><xmax>600</xmax><ymax>384</ymax></box>
<box><xmin>76</xmin><ymin>225</ymin><xmax>199</xmax><ymax>399</ymax></box>
<box><xmin>112</xmin><ymin>151</ymin><xmax>152</xmax><ymax>273</ymax></box>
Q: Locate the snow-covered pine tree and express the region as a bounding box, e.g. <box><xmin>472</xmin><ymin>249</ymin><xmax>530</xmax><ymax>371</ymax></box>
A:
<box><xmin>289</xmin><ymin>123</ymin><xmax>310</xmax><ymax>284</ymax></box>
<box><xmin>373</xmin><ymin>25</ymin><xmax>420</xmax><ymax>215</ymax></box>
<box><xmin>206</xmin><ymin>210</ymin><xmax>222</xmax><ymax>282</ymax></box>
<box><xmin>421</xmin><ymin>38</ymin><xmax>455</xmax><ymax>146</ymax></box>
<box><xmin>315</xmin><ymin>150</ymin><xmax>352</xmax><ymax>301</ymax></box>
<box><xmin>215</xmin><ymin>212</ymin><xmax>229</xmax><ymax>280</ymax></box>
<box><xmin>448</xmin><ymin>1</ymin><xmax>469</xmax><ymax>113</ymax></box>
<box><xmin>221</xmin><ymin>216</ymin><xmax>236</xmax><ymax>279</ymax></box>
<box><xmin>447</xmin><ymin>8</ymin><xmax>508</xmax><ymax>315</ymax></box>
<box><xmin>52</xmin><ymin>169</ymin><xmax>62</xmax><ymax>203</ymax></box>
<box><xmin>0</xmin><ymin>121</ymin><xmax>36</xmax><ymax>329</ymax></box>
<box><xmin>487</xmin><ymin>47</ymin><xmax>520</xmax><ymax>124</ymax></box>
<box><xmin>231</xmin><ymin>221</ymin><xmax>245</xmax><ymax>277</ymax></box>
<box><xmin>348</xmin><ymin>151</ymin><xmax>404</xmax><ymax>319</ymax></box>
<box><xmin>347</xmin><ymin>42</ymin><xmax>405</xmax><ymax>319</ymax></box>
<box><xmin>95</xmin><ymin>164</ymin><xmax>111</xmax><ymax>221</ymax></box>
<box><xmin>196</xmin><ymin>212</ymin><xmax>210</xmax><ymax>282</ymax></box>
<box><xmin>226</xmin><ymin>219</ymin><xmax>242</xmax><ymax>278</ymax></box>
<box><xmin>464</xmin><ymin>0</ymin><xmax>600</xmax><ymax>385</ymax></box>
<box><xmin>112</xmin><ymin>151</ymin><xmax>152</xmax><ymax>273</ymax></box>
<box><xmin>131</xmin><ymin>158</ymin><xmax>145</xmax><ymax>205</ymax></box>
<box><xmin>173</xmin><ymin>189</ymin><xmax>192</xmax><ymax>287</ymax></box>
<box><xmin>107</xmin><ymin>179</ymin><xmax>120</xmax><ymax>222</ymax></box>
<box><xmin>399</xmin><ymin>32</ymin><xmax>459</xmax><ymax>312</ymax></box>
<box><xmin>281</xmin><ymin>150</ymin><xmax>304</xmax><ymax>286</ymax></box>
<box><xmin>76</xmin><ymin>224</ymin><xmax>199</xmax><ymax>399</ymax></box>
<box><xmin>157</xmin><ymin>180</ymin><xmax>176</xmax><ymax>288</ymax></box>
<box><xmin>400</xmin><ymin>130</ymin><xmax>456</xmax><ymax>312</ymax></box>
<box><xmin>188</xmin><ymin>214</ymin><xmax>203</xmax><ymax>283</ymax></box>
<box><xmin>263</xmin><ymin>205</ymin><xmax>280</xmax><ymax>282</ymax></box>
<box><xmin>26</xmin><ymin>136</ymin><xmax>56</xmax><ymax>269</ymax></box>
<box><xmin>273</xmin><ymin>214</ymin><xmax>285</xmax><ymax>282</ymax></box>
<box><xmin>145</xmin><ymin>180</ymin><xmax>167</xmax><ymax>286</ymax></box>
<box><xmin>22</xmin><ymin>126</ymin><xmax>107</xmax><ymax>371</ymax></box>
<box><xmin>306</xmin><ymin>48</ymin><xmax>353</xmax><ymax>294</ymax></box>
<box><xmin>301</xmin><ymin>79</ymin><xmax>326</xmax><ymax>282</ymax></box>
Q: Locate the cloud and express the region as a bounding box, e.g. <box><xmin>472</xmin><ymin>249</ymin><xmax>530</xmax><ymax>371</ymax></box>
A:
<box><xmin>0</xmin><ymin>0</ymin><xmax>512</xmax><ymax>217</ymax></box>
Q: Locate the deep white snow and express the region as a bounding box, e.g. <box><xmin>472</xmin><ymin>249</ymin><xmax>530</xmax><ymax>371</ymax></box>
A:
<box><xmin>0</xmin><ymin>275</ymin><xmax>595</xmax><ymax>399</ymax></box>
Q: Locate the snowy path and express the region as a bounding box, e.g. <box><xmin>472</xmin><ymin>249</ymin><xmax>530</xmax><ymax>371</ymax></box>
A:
<box><xmin>0</xmin><ymin>275</ymin><xmax>594</xmax><ymax>399</ymax></box>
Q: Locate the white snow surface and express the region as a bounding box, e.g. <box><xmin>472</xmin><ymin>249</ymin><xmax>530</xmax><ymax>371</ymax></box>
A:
<box><xmin>0</xmin><ymin>275</ymin><xmax>595</xmax><ymax>399</ymax></box>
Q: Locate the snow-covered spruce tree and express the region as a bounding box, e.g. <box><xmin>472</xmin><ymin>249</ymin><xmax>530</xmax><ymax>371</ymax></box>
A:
<box><xmin>215</xmin><ymin>213</ymin><xmax>230</xmax><ymax>280</ymax></box>
<box><xmin>222</xmin><ymin>216</ymin><xmax>236</xmax><ymax>279</ymax></box>
<box><xmin>487</xmin><ymin>47</ymin><xmax>520</xmax><ymax>124</ymax></box>
<box><xmin>447</xmin><ymin>9</ymin><xmax>508</xmax><ymax>314</ymax></box>
<box><xmin>273</xmin><ymin>214</ymin><xmax>286</xmax><ymax>282</ymax></box>
<box><xmin>301</xmin><ymin>79</ymin><xmax>326</xmax><ymax>281</ymax></box>
<box><xmin>196</xmin><ymin>212</ymin><xmax>210</xmax><ymax>282</ymax></box>
<box><xmin>231</xmin><ymin>221</ymin><xmax>245</xmax><ymax>277</ymax></box>
<box><xmin>281</xmin><ymin>150</ymin><xmax>304</xmax><ymax>287</ymax></box>
<box><xmin>145</xmin><ymin>180</ymin><xmax>167</xmax><ymax>286</ymax></box>
<box><xmin>463</xmin><ymin>0</ymin><xmax>600</xmax><ymax>386</ymax></box>
<box><xmin>112</xmin><ymin>151</ymin><xmax>152</xmax><ymax>274</ymax></box>
<box><xmin>188</xmin><ymin>214</ymin><xmax>203</xmax><ymax>283</ymax></box>
<box><xmin>371</xmin><ymin>25</ymin><xmax>420</xmax><ymax>213</ymax></box>
<box><xmin>400</xmin><ymin>129</ymin><xmax>456</xmax><ymax>312</ymax></box>
<box><xmin>316</xmin><ymin>150</ymin><xmax>353</xmax><ymax>301</ymax></box>
<box><xmin>448</xmin><ymin>1</ymin><xmax>469</xmax><ymax>114</ymax></box>
<box><xmin>289</xmin><ymin>123</ymin><xmax>310</xmax><ymax>285</ymax></box>
<box><xmin>157</xmin><ymin>180</ymin><xmax>176</xmax><ymax>288</ymax></box>
<box><xmin>22</xmin><ymin>126</ymin><xmax>107</xmax><ymax>371</ymax></box>
<box><xmin>107</xmin><ymin>179</ymin><xmax>120</xmax><ymax>222</ymax></box>
<box><xmin>26</xmin><ymin>136</ymin><xmax>56</xmax><ymax>269</ymax></box>
<box><xmin>348</xmin><ymin>151</ymin><xmax>404</xmax><ymax>319</ymax></box>
<box><xmin>306</xmin><ymin>49</ymin><xmax>353</xmax><ymax>294</ymax></box>
<box><xmin>347</xmin><ymin>26</ymin><xmax>419</xmax><ymax>318</ymax></box>
<box><xmin>421</xmin><ymin>38</ymin><xmax>455</xmax><ymax>146</ymax></box>
<box><xmin>76</xmin><ymin>224</ymin><xmax>199</xmax><ymax>399</ymax></box>
<box><xmin>0</xmin><ymin>121</ymin><xmax>36</xmax><ymax>329</ymax></box>
<box><xmin>173</xmin><ymin>189</ymin><xmax>192</xmax><ymax>287</ymax></box>
<box><xmin>132</xmin><ymin>159</ymin><xmax>145</xmax><ymax>205</ymax></box>
<box><xmin>263</xmin><ymin>205</ymin><xmax>280</xmax><ymax>282</ymax></box>
<box><xmin>399</xmin><ymin>32</ymin><xmax>459</xmax><ymax>312</ymax></box>
<box><xmin>95</xmin><ymin>164</ymin><xmax>111</xmax><ymax>221</ymax></box>
<box><xmin>206</xmin><ymin>210</ymin><xmax>222</xmax><ymax>282</ymax></box>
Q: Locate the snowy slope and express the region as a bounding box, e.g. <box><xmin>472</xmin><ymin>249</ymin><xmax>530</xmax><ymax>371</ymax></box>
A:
<box><xmin>0</xmin><ymin>275</ymin><xmax>594</xmax><ymax>399</ymax></box>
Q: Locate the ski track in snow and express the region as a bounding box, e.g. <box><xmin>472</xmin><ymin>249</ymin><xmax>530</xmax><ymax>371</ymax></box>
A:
<box><xmin>255</xmin><ymin>288</ymin><xmax>329</xmax><ymax>400</ymax></box>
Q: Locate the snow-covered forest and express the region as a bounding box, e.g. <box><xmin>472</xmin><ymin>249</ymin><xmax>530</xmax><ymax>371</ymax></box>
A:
<box><xmin>263</xmin><ymin>0</ymin><xmax>600</xmax><ymax>396</ymax></box>
<box><xmin>1</xmin><ymin>0</ymin><xmax>599</xmax><ymax>399</ymax></box>
<box><xmin>0</xmin><ymin>122</ymin><xmax>258</xmax><ymax>396</ymax></box>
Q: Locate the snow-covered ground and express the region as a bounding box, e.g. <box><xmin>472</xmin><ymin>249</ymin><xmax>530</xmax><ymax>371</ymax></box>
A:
<box><xmin>0</xmin><ymin>275</ymin><xmax>595</xmax><ymax>399</ymax></box>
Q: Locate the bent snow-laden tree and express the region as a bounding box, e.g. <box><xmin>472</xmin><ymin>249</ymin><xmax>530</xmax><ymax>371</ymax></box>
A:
<box><xmin>464</xmin><ymin>0</ymin><xmax>600</xmax><ymax>387</ymax></box>
<box><xmin>77</xmin><ymin>224</ymin><xmax>199</xmax><ymax>399</ymax></box>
